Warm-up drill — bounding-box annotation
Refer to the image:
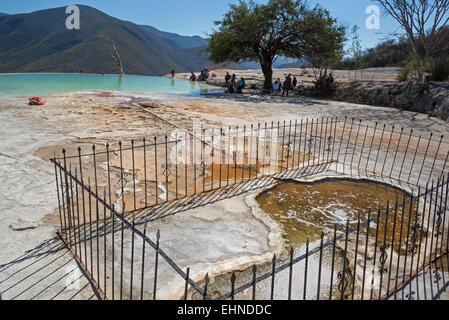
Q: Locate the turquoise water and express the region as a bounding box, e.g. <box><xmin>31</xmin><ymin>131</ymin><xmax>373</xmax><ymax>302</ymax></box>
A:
<box><xmin>0</xmin><ymin>73</ymin><xmax>223</xmax><ymax>97</ymax></box>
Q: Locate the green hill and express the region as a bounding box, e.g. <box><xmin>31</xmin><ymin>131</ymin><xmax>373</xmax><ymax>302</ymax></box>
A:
<box><xmin>0</xmin><ymin>6</ymin><xmax>211</xmax><ymax>75</ymax></box>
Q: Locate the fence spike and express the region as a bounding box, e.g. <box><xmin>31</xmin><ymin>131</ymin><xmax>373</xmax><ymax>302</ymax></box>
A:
<box><xmin>252</xmin><ymin>265</ymin><xmax>257</xmax><ymax>300</ymax></box>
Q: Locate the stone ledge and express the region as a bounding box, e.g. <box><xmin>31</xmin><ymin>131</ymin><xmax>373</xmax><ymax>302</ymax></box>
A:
<box><xmin>295</xmin><ymin>81</ymin><xmax>449</xmax><ymax>122</ymax></box>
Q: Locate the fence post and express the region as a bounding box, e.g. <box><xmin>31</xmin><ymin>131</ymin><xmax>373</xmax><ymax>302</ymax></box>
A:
<box><xmin>252</xmin><ymin>265</ymin><xmax>257</xmax><ymax>300</ymax></box>
<box><xmin>288</xmin><ymin>247</ymin><xmax>294</xmax><ymax>300</ymax></box>
<box><xmin>153</xmin><ymin>230</ymin><xmax>160</xmax><ymax>300</ymax></box>
<box><xmin>271</xmin><ymin>254</ymin><xmax>276</xmax><ymax>300</ymax></box>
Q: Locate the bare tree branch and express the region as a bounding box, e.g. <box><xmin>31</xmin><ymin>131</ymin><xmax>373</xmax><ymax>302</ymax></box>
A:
<box><xmin>374</xmin><ymin>0</ymin><xmax>449</xmax><ymax>79</ymax></box>
<box><xmin>100</xmin><ymin>35</ymin><xmax>125</xmax><ymax>76</ymax></box>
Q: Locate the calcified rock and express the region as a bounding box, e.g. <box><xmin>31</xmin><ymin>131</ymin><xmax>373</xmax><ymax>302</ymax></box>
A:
<box><xmin>330</xmin><ymin>82</ymin><xmax>449</xmax><ymax>122</ymax></box>
<box><xmin>9</xmin><ymin>219</ymin><xmax>40</xmax><ymax>231</ymax></box>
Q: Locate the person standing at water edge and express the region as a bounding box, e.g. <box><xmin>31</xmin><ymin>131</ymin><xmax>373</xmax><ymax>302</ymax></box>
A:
<box><xmin>171</xmin><ymin>70</ymin><xmax>176</xmax><ymax>78</ymax></box>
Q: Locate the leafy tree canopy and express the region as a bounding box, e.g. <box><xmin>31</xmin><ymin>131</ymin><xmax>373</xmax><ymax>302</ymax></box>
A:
<box><xmin>207</xmin><ymin>0</ymin><xmax>307</xmax><ymax>89</ymax></box>
<box><xmin>207</xmin><ymin>0</ymin><xmax>346</xmax><ymax>90</ymax></box>
<box><xmin>291</xmin><ymin>6</ymin><xmax>346</xmax><ymax>78</ymax></box>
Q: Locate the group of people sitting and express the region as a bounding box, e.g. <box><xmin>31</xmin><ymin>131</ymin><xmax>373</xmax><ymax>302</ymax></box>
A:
<box><xmin>225</xmin><ymin>72</ymin><xmax>246</xmax><ymax>93</ymax></box>
<box><xmin>189</xmin><ymin>70</ymin><xmax>296</xmax><ymax>96</ymax></box>
<box><xmin>190</xmin><ymin>69</ymin><xmax>210</xmax><ymax>82</ymax></box>
<box><xmin>273</xmin><ymin>74</ymin><xmax>297</xmax><ymax>96</ymax></box>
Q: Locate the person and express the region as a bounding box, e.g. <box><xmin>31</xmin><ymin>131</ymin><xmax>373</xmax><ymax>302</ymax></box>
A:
<box><xmin>198</xmin><ymin>70</ymin><xmax>205</xmax><ymax>81</ymax></box>
<box><xmin>198</xmin><ymin>69</ymin><xmax>209</xmax><ymax>81</ymax></box>
<box><xmin>276</xmin><ymin>78</ymin><xmax>283</xmax><ymax>93</ymax></box>
<box><xmin>101</xmin><ymin>72</ymin><xmax>105</xmax><ymax>77</ymax></box>
<box><xmin>236</xmin><ymin>77</ymin><xmax>246</xmax><ymax>93</ymax></box>
<box><xmin>227</xmin><ymin>84</ymin><xmax>235</xmax><ymax>94</ymax></box>
<box><xmin>273</xmin><ymin>80</ymin><xmax>280</xmax><ymax>92</ymax></box>
<box><xmin>283</xmin><ymin>74</ymin><xmax>292</xmax><ymax>96</ymax></box>
<box><xmin>225</xmin><ymin>72</ymin><xmax>231</xmax><ymax>85</ymax></box>
<box><xmin>171</xmin><ymin>70</ymin><xmax>175</xmax><ymax>78</ymax></box>
<box><xmin>189</xmin><ymin>72</ymin><xmax>197</xmax><ymax>82</ymax></box>
<box><xmin>231</xmin><ymin>74</ymin><xmax>236</xmax><ymax>86</ymax></box>
<box><xmin>292</xmin><ymin>76</ymin><xmax>297</xmax><ymax>88</ymax></box>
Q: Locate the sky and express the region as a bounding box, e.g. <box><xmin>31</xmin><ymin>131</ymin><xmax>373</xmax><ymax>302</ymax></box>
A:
<box><xmin>0</xmin><ymin>0</ymin><xmax>403</xmax><ymax>50</ymax></box>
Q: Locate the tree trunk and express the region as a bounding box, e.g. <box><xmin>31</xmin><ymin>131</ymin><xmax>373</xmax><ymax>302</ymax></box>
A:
<box><xmin>261</xmin><ymin>60</ymin><xmax>273</xmax><ymax>92</ymax></box>
<box><xmin>101</xmin><ymin>35</ymin><xmax>125</xmax><ymax>75</ymax></box>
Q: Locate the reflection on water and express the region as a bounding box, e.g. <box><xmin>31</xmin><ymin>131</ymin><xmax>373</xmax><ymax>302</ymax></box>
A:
<box><xmin>116</xmin><ymin>75</ymin><xmax>123</xmax><ymax>90</ymax></box>
<box><xmin>256</xmin><ymin>179</ymin><xmax>416</xmax><ymax>250</ymax></box>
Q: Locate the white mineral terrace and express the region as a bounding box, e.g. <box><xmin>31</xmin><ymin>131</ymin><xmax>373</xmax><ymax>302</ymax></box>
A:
<box><xmin>0</xmin><ymin>82</ymin><xmax>448</xmax><ymax>300</ymax></box>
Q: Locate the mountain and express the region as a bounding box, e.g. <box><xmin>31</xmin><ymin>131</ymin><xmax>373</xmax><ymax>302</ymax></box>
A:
<box><xmin>0</xmin><ymin>6</ymin><xmax>211</xmax><ymax>75</ymax></box>
<box><xmin>0</xmin><ymin>13</ymin><xmax>8</xmax><ymax>17</ymax></box>
<box><xmin>139</xmin><ymin>25</ymin><xmax>213</xmax><ymax>72</ymax></box>
<box><xmin>140</xmin><ymin>25</ymin><xmax>206</xmax><ymax>49</ymax></box>
<box><xmin>0</xmin><ymin>6</ymin><xmax>303</xmax><ymax>76</ymax></box>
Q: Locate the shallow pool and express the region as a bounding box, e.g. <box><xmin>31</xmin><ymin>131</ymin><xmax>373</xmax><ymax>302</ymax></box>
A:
<box><xmin>0</xmin><ymin>73</ymin><xmax>223</xmax><ymax>96</ymax></box>
<box><xmin>256</xmin><ymin>179</ymin><xmax>416</xmax><ymax>249</ymax></box>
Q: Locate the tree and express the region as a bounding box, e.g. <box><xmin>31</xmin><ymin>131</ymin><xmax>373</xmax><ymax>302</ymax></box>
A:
<box><xmin>206</xmin><ymin>0</ymin><xmax>309</xmax><ymax>91</ymax></box>
<box><xmin>291</xmin><ymin>6</ymin><xmax>346</xmax><ymax>81</ymax></box>
<box><xmin>100</xmin><ymin>35</ymin><xmax>125</xmax><ymax>75</ymax></box>
<box><xmin>349</xmin><ymin>25</ymin><xmax>365</xmax><ymax>80</ymax></box>
<box><xmin>375</xmin><ymin>0</ymin><xmax>449</xmax><ymax>81</ymax></box>
<box><xmin>289</xmin><ymin>7</ymin><xmax>346</xmax><ymax>97</ymax></box>
<box><xmin>350</xmin><ymin>26</ymin><xmax>363</xmax><ymax>64</ymax></box>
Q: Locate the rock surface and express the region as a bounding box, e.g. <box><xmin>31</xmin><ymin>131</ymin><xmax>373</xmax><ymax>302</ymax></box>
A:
<box><xmin>1</xmin><ymin>89</ymin><xmax>448</xmax><ymax>300</ymax></box>
<box><xmin>297</xmin><ymin>81</ymin><xmax>449</xmax><ymax>122</ymax></box>
<box><xmin>173</xmin><ymin>67</ymin><xmax>448</xmax><ymax>122</ymax></box>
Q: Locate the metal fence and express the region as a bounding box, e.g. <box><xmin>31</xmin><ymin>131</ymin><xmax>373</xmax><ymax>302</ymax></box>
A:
<box><xmin>50</xmin><ymin>117</ymin><xmax>449</xmax><ymax>300</ymax></box>
<box><xmin>210</xmin><ymin>178</ymin><xmax>448</xmax><ymax>300</ymax></box>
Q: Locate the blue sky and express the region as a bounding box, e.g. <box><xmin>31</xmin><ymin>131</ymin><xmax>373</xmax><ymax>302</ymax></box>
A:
<box><xmin>1</xmin><ymin>0</ymin><xmax>402</xmax><ymax>50</ymax></box>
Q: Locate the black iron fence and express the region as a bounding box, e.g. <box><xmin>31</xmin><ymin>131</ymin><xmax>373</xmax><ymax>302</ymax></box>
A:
<box><xmin>209</xmin><ymin>178</ymin><xmax>448</xmax><ymax>300</ymax></box>
<box><xmin>50</xmin><ymin>117</ymin><xmax>449</xmax><ymax>300</ymax></box>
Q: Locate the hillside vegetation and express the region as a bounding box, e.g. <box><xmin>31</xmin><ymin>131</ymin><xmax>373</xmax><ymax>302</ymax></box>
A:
<box><xmin>0</xmin><ymin>6</ymin><xmax>212</xmax><ymax>75</ymax></box>
<box><xmin>336</xmin><ymin>28</ymin><xmax>449</xmax><ymax>71</ymax></box>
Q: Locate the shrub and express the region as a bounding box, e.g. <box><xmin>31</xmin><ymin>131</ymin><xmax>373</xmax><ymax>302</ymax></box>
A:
<box><xmin>314</xmin><ymin>72</ymin><xmax>336</xmax><ymax>98</ymax></box>
<box><xmin>429</xmin><ymin>56</ymin><xmax>449</xmax><ymax>81</ymax></box>
<box><xmin>373</xmin><ymin>97</ymin><xmax>384</xmax><ymax>105</ymax></box>
<box><xmin>397</xmin><ymin>67</ymin><xmax>410</xmax><ymax>81</ymax></box>
<box><xmin>397</xmin><ymin>57</ymin><xmax>426</xmax><ymax>82</ymax></box>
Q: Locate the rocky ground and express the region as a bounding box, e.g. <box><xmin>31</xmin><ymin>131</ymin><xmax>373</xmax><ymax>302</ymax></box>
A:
<box><xmin>173</xmin><ymin>67</ymin><xmax>449</xmax><ymax>122</ymax></box>
<box><xmin>298</xmin><ymin>81</ymin><xmax>449</xmax><ymax>122</ymax></box>
<box><xmin>174</xmin><ymin>67</ymin><xmax>402</xmax><ymax>88</ymax></box>
<box><xmin>0</xmin><ymin>81</ymin><xmax>448</xmax><ymax>300</ymax></box>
